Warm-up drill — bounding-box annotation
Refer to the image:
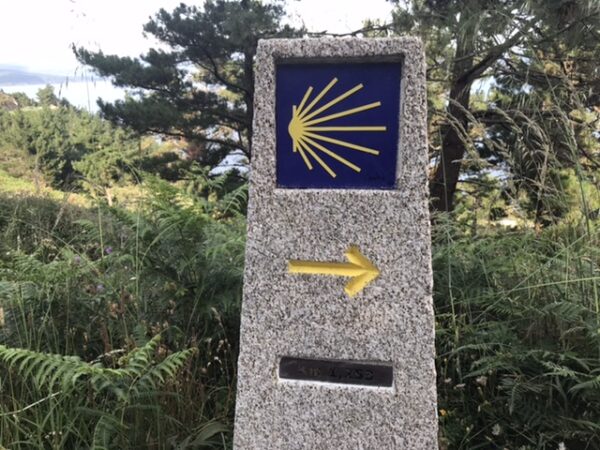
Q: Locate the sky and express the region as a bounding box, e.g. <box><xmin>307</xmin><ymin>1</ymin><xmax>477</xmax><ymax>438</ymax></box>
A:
<box><xmin>0</xmin><ymin>0</ymin><xmax>395</xmax><ymax>76</ymax></box>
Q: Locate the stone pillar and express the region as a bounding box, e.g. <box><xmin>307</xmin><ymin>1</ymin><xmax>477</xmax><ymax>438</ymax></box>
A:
<box><xmin>234</xmin><ymin>38</ymin><xmax>437</xmax><ymax>449</ymax></box>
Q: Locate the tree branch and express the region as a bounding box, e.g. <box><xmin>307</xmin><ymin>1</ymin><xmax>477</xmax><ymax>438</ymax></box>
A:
<box><xmin>198</xmin><ymin>46</ymin><xmax>250</xmax><ymax>96</ymax></box>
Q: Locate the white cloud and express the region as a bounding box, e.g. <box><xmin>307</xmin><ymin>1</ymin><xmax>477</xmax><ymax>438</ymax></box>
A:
<box><xmin>0</xmin><ymin>0</ymin><xmax>394</xmax><ymax>75</ymax></box>
<box><xmin>285</xmin><ymin>0</ymin><xmax>393</xmax><ymax>34</ymax></box>
<box><xmin>0</xmin><ymin>0</ymin><xmax>182</xmax><ymax>74</ymax></box>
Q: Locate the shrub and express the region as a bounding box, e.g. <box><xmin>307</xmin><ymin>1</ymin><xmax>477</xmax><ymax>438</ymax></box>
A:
<box><xmin>0</xmin><ymin>177</ymin><xmax>245</xmax><ymax>448</ymax></box>
<box><xmin>434</xmin><ymin>217</ymin><xmax>600</xmax><ymax>449</ymax></box>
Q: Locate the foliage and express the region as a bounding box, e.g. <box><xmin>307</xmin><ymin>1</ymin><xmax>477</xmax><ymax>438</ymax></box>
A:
<box><xmin>434</xmin><ymin>216</ymin><xmax>600</xmax><ymax>449</ymax></box>
<box><xmin>0</xmin><ymin>335</ymin><xmax>197</xmax><ymax>449</ymax></box>
<box><xmin>0</xmin><ymin>174</ymin><xmax>246</xmax><ymax>448</ymax></box>
<box><xmin>10</xmin><ymin>91</ymin><xmax>36</xmax><ymax>108</ymax></box>
<box><xmin>36</xmin><ymin>84</ymin><xmax>61</xmax><ymax>107</ymax></box>
<box><xmin>0</xmin><ymin>100</ymin><xmax>189</xmax><ymax>196</ymax></box>
<box><xmin>389</xmin><ymin>0</ymin><xmax>600</xmax><ymax>213</ymax></box>
<box><xmin>0</xmin><ymin>92</ymin><xmax>18</xmax><ymax>111</ymax></box>
<box><xmin>5</xmin><ymin>178</ymin><xmax>600</xmax><ymax>448</ymax></box>
<box><xmin>75</xmin><ymin>0</ymin><xmax>304</xmax><ymax>164</ymax></box>
<box><xmin>0</xmin><ymin>103</ymin><xmax>138</xmax><ymax>188</ymax></box>
<box><xmin>1</xmin><ymin>1</ymin><xmax>599</xmax><ymax>449</ymax></box>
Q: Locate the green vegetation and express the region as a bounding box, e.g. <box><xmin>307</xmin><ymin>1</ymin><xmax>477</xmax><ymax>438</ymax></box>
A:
<box><xmin>390</xmin><ymin>0</ymin><xmax>600</xmax><ymax>214</ymax></box>
<box><xmin>0</xmin><ymin>177</ymin><xmax>245</xmax><ymax>448</ymax></box>
<box><xmin>75</xmin><ymin>0</ymin><xmax>304</xmax><ymax>165</ymax></box>
<box><xmin>0</xmin><ymin>0</ymin><xmax>598</xmax><ymax>448</ymax></box>
<box><xmin>434</xmin><ymin>218</ymin><xmax>600</xmax><ymax>449</ymax></box>
<box><xmin>0</xmin><ymin>92</ymin><xmax>144</xmax><ymax>190</ymax></box>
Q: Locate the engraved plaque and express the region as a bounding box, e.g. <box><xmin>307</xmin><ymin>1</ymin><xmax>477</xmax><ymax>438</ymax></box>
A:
<box><xmin>279</xmin><ymin>356</ymin><xmax>393</xmax><ymax>387</ymax></box>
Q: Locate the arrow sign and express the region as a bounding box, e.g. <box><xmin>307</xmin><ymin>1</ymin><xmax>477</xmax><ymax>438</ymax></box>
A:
<box><xmin>288</xmin><ymin>245</ymin><xmax>379</xmax><ymax>297</ymax></box>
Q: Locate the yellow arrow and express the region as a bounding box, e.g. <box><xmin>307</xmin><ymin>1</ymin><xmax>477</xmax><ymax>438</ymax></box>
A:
<box><xmin>288</xmin><ymin>245</ymin><xmax>380</xmax><ymax>297</ymax></box>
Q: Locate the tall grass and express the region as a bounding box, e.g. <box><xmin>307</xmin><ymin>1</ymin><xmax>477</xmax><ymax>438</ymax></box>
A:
<box><xmin>432</xmin><ymin>37</ymin><xmax>600</xmax><ymax>448</ymax></box>
<box><xmin>0</xmin><ymin>176</ymin><xmax>246</xmax><ymax>448</ymax></box>
<box><xmin>2</xmin><ymin>187</ymin><xmax>600</xmax><ymax>449</ymax></box>
<box><xmin>434</xmin><ymin>215</ymin><xmax>600</xmax><ymax>449</ymax></box>
<box><xmin>2</xmin><ymin>181</ymin><xmax>600</xmax><ymax>449</ymax></box>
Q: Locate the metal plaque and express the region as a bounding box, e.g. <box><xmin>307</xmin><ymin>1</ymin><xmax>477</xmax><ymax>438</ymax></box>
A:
<box><xmin>279</xmin><ymin>356</ymin><xmax>393</xmax><ymax>387</ymax></box>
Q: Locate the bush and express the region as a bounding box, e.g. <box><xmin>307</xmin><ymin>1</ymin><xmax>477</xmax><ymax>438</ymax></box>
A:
<box><xmin>0</xmin><ymin>177</ymin><xmax>245</xmax><ymax>448</ymax></box>
<box><xmin>434</xmin><ymin>216</ymin><xmax>600</xmax><ymax>449</ymax></box>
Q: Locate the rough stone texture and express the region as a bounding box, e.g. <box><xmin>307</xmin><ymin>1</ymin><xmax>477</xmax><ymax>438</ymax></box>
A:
<box><xmin>234</xmin><ymin>38</ymin><xmax>437</xmax><ymax>449</ymax></box>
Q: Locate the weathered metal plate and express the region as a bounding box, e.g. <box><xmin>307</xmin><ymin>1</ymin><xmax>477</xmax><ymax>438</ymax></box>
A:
<box><xmin>279</xmin><ymin>356</ymin><xmax>393</xmax><ymax>387</ymax></box>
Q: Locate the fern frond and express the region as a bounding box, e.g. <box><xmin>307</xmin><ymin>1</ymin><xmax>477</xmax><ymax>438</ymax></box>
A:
<box><xmin>136</xmin><ymin>347</ymin><xmax>197</xmax><ymax>393</ymax></box>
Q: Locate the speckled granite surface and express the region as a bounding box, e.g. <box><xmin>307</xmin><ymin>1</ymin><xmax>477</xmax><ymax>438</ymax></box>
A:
<box><xmin>234</xmin><ymin>38</ymin><xmax>437</xmax><ymax>449</ymax></box>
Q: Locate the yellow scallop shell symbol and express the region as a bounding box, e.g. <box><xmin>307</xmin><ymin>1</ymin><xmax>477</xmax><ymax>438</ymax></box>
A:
<box><xmin>288</xmin><ymin>77</ymin><xmax>386</xmax><ymax>178</ymax></box>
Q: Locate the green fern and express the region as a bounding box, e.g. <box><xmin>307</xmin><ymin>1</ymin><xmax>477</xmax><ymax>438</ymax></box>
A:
<box><xmin>0</xmin><ymin>334</ymin><xmax>197</xmax><ymax>447</ymax></box>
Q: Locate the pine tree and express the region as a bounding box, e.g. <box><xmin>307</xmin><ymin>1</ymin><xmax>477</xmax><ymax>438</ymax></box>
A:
<box><xmin>390</xmin><ymin>0</ymin><xmax>600</xmax><ymax>213</ymax></box>
<box><xmin>74</xmin><ymin>0</ymin><xmax>303</xmax><ymax>167</ymax></box>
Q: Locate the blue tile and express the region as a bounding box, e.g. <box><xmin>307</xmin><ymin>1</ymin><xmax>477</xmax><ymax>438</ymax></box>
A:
<box><xmin>276</xmin><ymin>62</ymin><xmax>401</xmax><ymax>189</ymax></box>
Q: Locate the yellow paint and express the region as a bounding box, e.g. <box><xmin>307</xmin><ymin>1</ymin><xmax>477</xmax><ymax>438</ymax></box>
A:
<box><xmin>298</xmin><ymin>139</ymin><xmax>336</xmax><ymax>178</ymax></box>
<box><xmin>287</xmin><ymin>77</ymin><xmax>386</xmax><ymax>178</ymax></box>
<box><xmin>305</xmin><ymin>126</ymin><xmax>387</xmax><ymax>132</ymax></box>
<box><xmin>288</xmin><ymin>245</ymin><xmax>380</xmax><ymax>297</ymax></box>
<box><xmin>299</xmin><ymin>78</ymin><xmax>338</xmax><ymax>119</ymax></box>
<box><xmin>296</xmin><ymin>86</ymin><xmax>314</xmax><ymax>113</ymax></box>
<box><xmin>302</xmin><ymin>83</ymin><xmax>363</xmax><ymax>122</ymax></box>
<box><xmin>304</xmin><ymin>101</ymin><xmax>382</xmax><ymax>126</ymax></box>
<box><xmin>288</xmin><ymin>110</ymin><xmax>304</xmax><ymax>145</ymax></box>
<box><xmin>301</xmin><ymin>136</ymin><xmax>361</xmax><ymax>173</ymax></box>
<box><xmin>297</xmin><ymin>145</ymin><xmax>313</xmax><ymax>170</ymax></box>
<box><xmin>291</xmin><ymin>106</ymin><xmax>298</xmax><ymax>153</ymax></box>
<box><xmin>303</xmin><ymin>132</ymin><xmax>380</xmax><ymax>155</ymax></box>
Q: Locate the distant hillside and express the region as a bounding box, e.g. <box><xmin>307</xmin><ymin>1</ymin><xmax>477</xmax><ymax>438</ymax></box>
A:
<box><xmin>0</xmin><ymin>65</ymin><xmax>66</xmax><ymax>86</ymax></box>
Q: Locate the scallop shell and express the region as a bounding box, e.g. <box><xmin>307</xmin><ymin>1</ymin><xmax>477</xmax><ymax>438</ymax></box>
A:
<box><xmin>287</xmin><ymin>77</ymin><xmax>386</xmax><ymax>178</ymax></box>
